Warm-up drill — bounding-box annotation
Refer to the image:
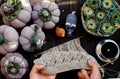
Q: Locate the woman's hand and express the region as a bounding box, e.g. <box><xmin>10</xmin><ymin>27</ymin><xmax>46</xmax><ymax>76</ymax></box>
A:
<box><xmin>30</xmin><ymin>64</ymin><xmax>56</xmax><ymax>79</ymax></box>
<box><xmin>78</xmin><ymin>60</ymin><xmax>101</xmax><ymax>79</ymax></box>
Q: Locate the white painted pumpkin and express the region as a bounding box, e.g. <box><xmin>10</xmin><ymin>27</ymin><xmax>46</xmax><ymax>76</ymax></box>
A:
<box><xmin>0</xmin><ymin>25</ymin><xmax>19</xmax><ymax>55</ymax></box>
<box><xmin>32</xmin><ymin>0</ymin><xmax>60</xmax><ymax>29</ymax></box>
<box><xmin>0</xmin><ymin>52</ymin><xmax>28</xmax><ymax>79</ymax></box>
<box><xmin>19</xmin><ymin>24</ymin><xmax>45</xmax><ymax>52</ymax></box>
<box><xmin>0</xmin><ymin>0</ymin><xmax>32</xmax><ymax>28</ymax></box>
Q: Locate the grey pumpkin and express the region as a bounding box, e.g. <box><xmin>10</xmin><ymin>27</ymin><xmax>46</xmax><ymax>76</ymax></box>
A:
<box><xmin>0</xmin><ymin>25</ymin><xmax>19</xmax><ymax>55</ymax></box>
<box><xmin>0</xmin><ymin>52</ymin><xmax>28</xmax><ymax>79</ymax></box>
<box><xmin>19</xmin><ymin>24</ymin><xmax>45</xmax><ymax>52</ymax></box>
<box><xmin>0</xmin><ymin>0</ymin><xmax>32</xmax><ymax>28</ymax></box>
<box><xmin>32</xmin><ymin>0</ymin><xmax>60</xmax><ymax>29</ymax></box>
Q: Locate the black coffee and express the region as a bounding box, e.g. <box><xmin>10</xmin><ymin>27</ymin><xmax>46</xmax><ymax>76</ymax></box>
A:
<box><xmin>101</xmin><ymin>42</ymin><xmax>118</xmax><ymax>58</ymax></box>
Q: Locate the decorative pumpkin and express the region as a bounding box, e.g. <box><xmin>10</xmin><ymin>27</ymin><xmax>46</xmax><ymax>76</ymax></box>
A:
<box><xmin>0</xmin><ymin>25</ymin><xmax>19</xmax><ymax>55</ymax></box>
<box><xmin>0</xmin><ymin>0</ymin><xmax>32</xmax><ymax>28</ymax></box>
<box><xmin>32</xmin><ymin>0</ymin><xmax>60</xmax><ymax>29</ymax></box>
<box><xmin>55</xmin><ymin>27</ymin><xmax>65</xmax><ymax>37</ymax></box>
<box><xmin>19</xmin><ymin>24</ymin><xmax>45</xmax><ymax>52</ymax></box>
<box><xmin>0</xmin><ymin>52</ymin><xmax>28</xmax><ymax>79</ymax></box>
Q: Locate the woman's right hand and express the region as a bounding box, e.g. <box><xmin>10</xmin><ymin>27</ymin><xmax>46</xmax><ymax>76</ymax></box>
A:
<box><xmin>78</xmin><ymin>60</ymin><xmax>101</xmax><ymax>79</ymax></box>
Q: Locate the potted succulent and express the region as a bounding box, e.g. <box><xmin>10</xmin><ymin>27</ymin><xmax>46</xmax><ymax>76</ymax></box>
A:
<box><xmin>0</xmin><ymin>52</ymin><xmax>29</xmax><ymax>79</ymax></box>
<box><xmin>0</xmin><ymin>25</ymin><xmax>19</xmax><ymax>55</ymax></box>
<box><xmin>19</xmin><ymin>24</ymin><xmax>45</xmax><ymax>52</ymax></box>
<box><xmin>0</xmin><ymin>0</ymin><xmax>32</xmax><ymax>28</ymax></box>
<box><xmin>81</xmin><ymin>0</ymin><xmax>120</xmax><ymax>37</ymax></box>
<box><xmin>32</xmin><ymin>0</ymin><xmax>60</xmax><ymax>29</ymax></box>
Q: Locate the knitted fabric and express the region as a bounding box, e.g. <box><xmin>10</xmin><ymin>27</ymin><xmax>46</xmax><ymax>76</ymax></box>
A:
<box><xmin>34</xmin><ymin>38</ymin><xmax>100</xmax><ymax>74</ymax></box>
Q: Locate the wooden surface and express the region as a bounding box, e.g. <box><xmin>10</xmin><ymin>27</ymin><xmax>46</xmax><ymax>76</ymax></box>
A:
<box><xmin>0</xmin><ymin>0</ymin><xmax>120</xmax><ymax>79</ymax></box>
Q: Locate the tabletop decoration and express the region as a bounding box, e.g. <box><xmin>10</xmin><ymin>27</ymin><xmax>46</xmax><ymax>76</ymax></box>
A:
<box><xmin>65</xmin><ymin>11</ymin><xmax>77</xmax><ymax>37</ymax></box>
<box><xmin>0</xmin><ymin>25</ymin><xmax>19</xmax><ymax>55</ymax></box>
<box><xmin>81</xmin><ymin>0</ymin><xmax>120</xmax><ymax>37</ymax></box>
<box><xmin>0</xmin><ymin>0</ymin><xmax>32</xmax><ymax>28</ymax></box>
<box><xmin>32</xmin><ymin>0</ymin><xmax>60</xmax><ymax>29</ymax></box>
<box><xmin>55</xmin><ymin>27</ymin><xmax>65</xmax><ymax>38</ymax></box>
<box><xmin>0</xmin><ymin>52</ymin><xmax>28</xmax><ymax>79</ymax></box>
<box><xmin>19</xmin><ymin>24</ymin><xmax>45</xmax><ymax>52</ymax></box>
<box><xmin>34</xmin><ymin>38</ymin><xmax>101</xmax><ymax>74</ymax></box>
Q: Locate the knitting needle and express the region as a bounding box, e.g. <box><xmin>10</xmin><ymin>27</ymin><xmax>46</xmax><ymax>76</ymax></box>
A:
<box><xmin>99</xmin><ymin>59</ymin><xmax>117</xmax><ymax>69</ymax></box>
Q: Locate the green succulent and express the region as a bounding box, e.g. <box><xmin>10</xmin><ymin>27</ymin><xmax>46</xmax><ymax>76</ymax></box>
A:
<box><xmin>110</xmin><ymin>9</ymin><xmax>120</xmax><ymax>25</ymax></box>
<box><xmin>96</xmin><ymin>10</ymin><xmax>106</xmax><ymax>20</ymax></box>
<box><xmin>97</xmin><ymin>21</ymin><xmax>116</xmax><ymax>36</ymax></box>
<box><xmin>86</xmin><ymin>0</ymin><xmax>100</xmax><ymax>9</ymax></box>
<box><xmin>85</xmin><ymin>18</ymin><xmax>97</xmax><ymax>31</ymax></box>
<box><xmin>1</xmin><ymin>0</ymin><xmax>23</xmax><ymax>21</ymax></box>
<box><xmin>83</xmin><ymin>6</ymin><xmax>94</xmax><ymax>18</ymax></box>
<box><xmin>100</xmin><ymin>0</ymin><xmax>117</xmax><ymax>11</ymax></box>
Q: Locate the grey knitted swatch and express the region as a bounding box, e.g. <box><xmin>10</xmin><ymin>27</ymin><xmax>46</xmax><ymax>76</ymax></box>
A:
<box><xmin>34</xmin><ymin>38</ymin><xmax>100</xmax><ymax>74</ymax></box>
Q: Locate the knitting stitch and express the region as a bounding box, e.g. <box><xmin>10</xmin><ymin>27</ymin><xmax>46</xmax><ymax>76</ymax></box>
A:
<box><xmin>34</xmin><ymin>38</ymin><xmax>100</xmax><ymax>74</ymax></box>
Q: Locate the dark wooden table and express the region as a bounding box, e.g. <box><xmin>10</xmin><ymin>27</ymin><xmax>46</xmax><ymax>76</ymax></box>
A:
<box><xmin>0</xmin><ymin>0</ymin><xmax>120</xmax><ymax>79</ymax></box>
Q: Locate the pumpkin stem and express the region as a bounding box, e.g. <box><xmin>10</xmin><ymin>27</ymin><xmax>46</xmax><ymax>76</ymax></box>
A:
<box><xmin>3</xmin><ymin>6</ymin><xmax>15</xmax><ymax>13</ymax></box>
<box><xmin>0</xmin><ymin>34</ymin><xmax>4</xmax><ymax>44</ymax></box>
<box><xmin>29</xmin><ymin>25</ymin><xmax>44</xmax><ymax>52</ymax></box>
<box><xmin>38</xmin><ymin>8</ymin><xmax>52</xmax><ymax>22</ymax></box>
<box><xmin>7</xmin><ymin>62</ymin><xmax>20</xmax><ymax>75</ymax></box>
<box><xmin>1</xmin><ymin>0</ymin><xmax>23</xmax><ymax>21</ymax></box>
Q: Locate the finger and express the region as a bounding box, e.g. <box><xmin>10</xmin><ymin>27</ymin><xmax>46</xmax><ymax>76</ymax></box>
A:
<box><xmin>49</xmin><ymin>75</ymin><xmax>56</xmax><ymax>79</ymax></box>
<box><xmin>87</xmin><ymin>60</ymin><xmax>99</xmax><ymax>72</ymax></box>
<box><xmin>81</xmin><ymin>69</ymin><xmax>89</xmax><ymax>79</ymax></box>
<box><xmin>31</xmin><ymin>64</ymin><xmax>44</xmax><ymax>73</ymax></box>
<box><xmin>86</xmin><ymin>70</ymin><xmax>91</xmax><ymax>75</ymax></box>
<box><xmin>78</xmin><ymin>71</ymin><xmax>84</xmax><ymax>79</ymax></box>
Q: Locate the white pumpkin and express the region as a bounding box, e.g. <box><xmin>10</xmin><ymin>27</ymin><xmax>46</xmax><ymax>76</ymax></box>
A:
<box><xmin>0</xmin><ymin>52</ymin><xmax>28</xmax><ymax>79</ymax></box>
<box><xmin>0</xmin><ymin>25</ymin><xmax>19</xmax><ymax>55</ymax></box>
<box><xmin>0</xmin><ymin>0</ymin><xmax>32</xmax><ymax>28</ymax></box>
<box><xmin>19</xmin><ymin>24</ymin><xmax>45</xmax><ymax>52</ymax></box>
<box><xmin>32</xmin><ymin>0</ymin><xmax>60</xmax><ymax>29</ymax></box>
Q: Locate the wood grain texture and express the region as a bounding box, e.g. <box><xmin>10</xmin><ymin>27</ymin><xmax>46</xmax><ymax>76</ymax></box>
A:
<box><xmin>30</xmin><ymin>0</ymin><xmax>55</xmax><ymax>6</ymax></box>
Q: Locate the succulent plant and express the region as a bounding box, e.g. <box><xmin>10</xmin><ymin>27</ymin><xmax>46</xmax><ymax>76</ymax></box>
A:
<box><xmin>85</xmin><ymin>18</ymin><xmax>97</xmax><ymax>31</ymax></box>
<box><xmin>81</xmin><ymin>0</ymin><xmax>119</xmax><ymax>37</ymax></box>
<box><xmin>110</xmin><ymin>9</ymin><xmax>120</xmax><ymax>25</ymax></box>
<box><xmin>83</xmin><ymin>6</ymin><xmax>94</xmax><ymax>18</ymax></box>
<box><xmin>97</xmin><ymin>21</ymin><xmax>116</xmax><ymax>36</ymax></box>
<box><xmin>86</xmin><ymin>0</ymin><xmax>100</xmax><ymax>9</ymax></box>
<box><xmin>100</xmin><ymin>0</ymin><xmax>117</xmax><ymax>11</ymax></box>
<box><xmin>95</xmin><ymin>10</ymin><xmax>106</xmax><ymax>20</ymax></box>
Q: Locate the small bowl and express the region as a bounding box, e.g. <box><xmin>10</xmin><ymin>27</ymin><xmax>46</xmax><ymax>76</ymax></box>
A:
<box><xmin>96</xmin><ymin>39</ymin><xmax>120</xmax><ymax>62</ymax></box>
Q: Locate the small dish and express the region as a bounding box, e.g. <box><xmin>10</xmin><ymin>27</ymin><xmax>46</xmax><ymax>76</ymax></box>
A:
<box><xmin>96</xmin><ymin>39</ymin><xmax>119</xmax><ymax>62</ymax></box>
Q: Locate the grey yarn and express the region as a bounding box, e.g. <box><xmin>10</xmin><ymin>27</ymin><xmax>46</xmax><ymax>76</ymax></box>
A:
<box><xmin>34</xmin><ymin>38</ymin><xmax>100</xmax><ymax>74</ymax></box>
